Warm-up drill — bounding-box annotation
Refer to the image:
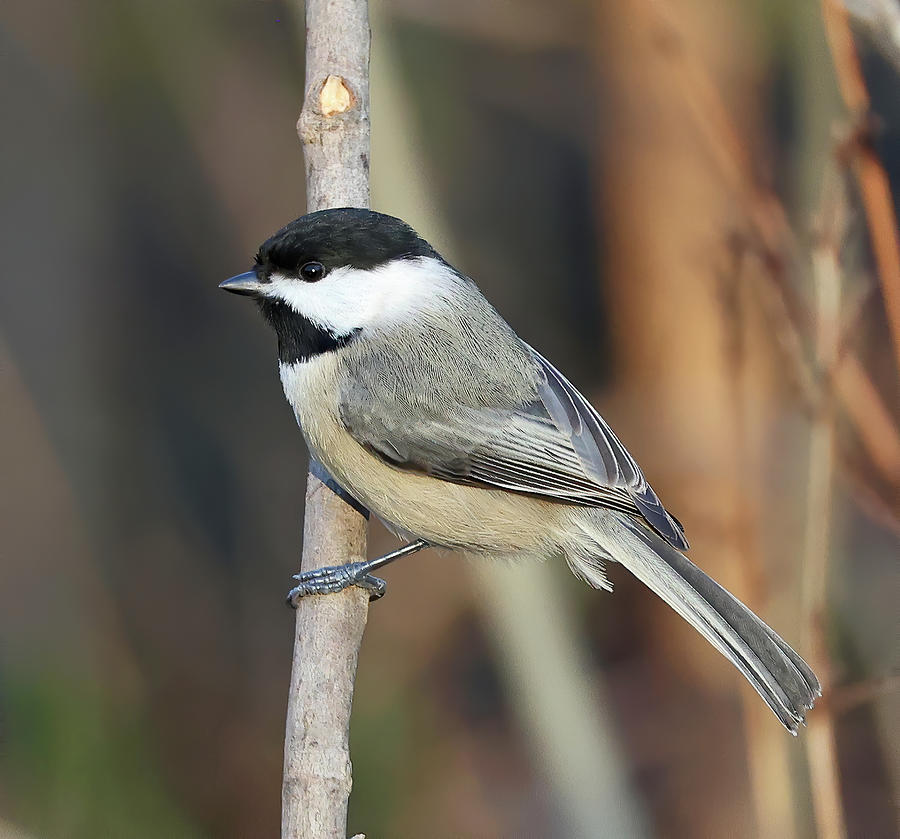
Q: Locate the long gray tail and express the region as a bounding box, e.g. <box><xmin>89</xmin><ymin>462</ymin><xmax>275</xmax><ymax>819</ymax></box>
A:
<box><xmin>568</xmin><ymin>516</ymin><xmax>820</xmax><ymax>732</ymax></box>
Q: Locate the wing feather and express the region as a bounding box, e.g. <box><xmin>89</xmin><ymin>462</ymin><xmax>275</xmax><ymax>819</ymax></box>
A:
<box><xmin>529</xmin><ymin>348</ymin><xmax>688</xmax><ymax>549</ymax></box>
<box><xmin>339</xmin><ymin>344</ymin><xmax>688</xmax><ymax>549</ymax></box>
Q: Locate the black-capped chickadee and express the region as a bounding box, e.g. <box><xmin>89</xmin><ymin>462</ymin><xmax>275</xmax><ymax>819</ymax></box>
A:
<box><xmin>221</xmin><ymin>208</ymin><xmax>819</xmax><ymax>732</ymax></box>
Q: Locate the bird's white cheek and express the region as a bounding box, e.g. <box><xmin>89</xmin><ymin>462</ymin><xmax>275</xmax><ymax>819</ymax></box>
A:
<box><xmin>264</xmin><ymin>259</ymin><xmax>447</xmax><ymax>334</ymax></box>
<box><xmin>265</xmin><ymin>270</ymin><xmax>381</xmax><ymax>335</ymax></box>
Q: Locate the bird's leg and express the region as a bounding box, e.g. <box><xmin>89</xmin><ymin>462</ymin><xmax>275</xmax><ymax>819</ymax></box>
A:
<box><xmin>286</xmin><ymin>539</ymin><xmax>429</xmax><ymax>606</ymax></box>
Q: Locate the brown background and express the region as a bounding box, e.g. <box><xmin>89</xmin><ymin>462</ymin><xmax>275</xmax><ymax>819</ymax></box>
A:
<box><xmin>1</xmin><ymin>1</ymin><xmax>897</xmax><ymax>837</ymax></box>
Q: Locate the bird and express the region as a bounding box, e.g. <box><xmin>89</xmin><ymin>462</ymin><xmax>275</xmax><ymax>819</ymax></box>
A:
<box><xmin>220</xmin><ymin>207</ymin><xmax>819</xmax><ymax>732</ymax></box>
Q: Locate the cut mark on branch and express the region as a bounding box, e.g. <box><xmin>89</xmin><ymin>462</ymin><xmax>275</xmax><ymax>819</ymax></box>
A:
<box><xmin>320</xmin><ymin>75</ymin><xmax>354</xmax><ymax>116</ymax></box>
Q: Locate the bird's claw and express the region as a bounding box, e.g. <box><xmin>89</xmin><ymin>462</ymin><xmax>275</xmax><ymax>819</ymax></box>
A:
<box><xmin>286</xmin><ymin>561</ymin><xmax>386</xmax><ymax>606</ymax></box>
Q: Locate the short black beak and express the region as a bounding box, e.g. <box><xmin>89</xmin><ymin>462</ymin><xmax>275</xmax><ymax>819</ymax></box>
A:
<box><xmin>219</xmin><ymin>271</ymin><xmax>264</xmax><ymax>296</ymax></box>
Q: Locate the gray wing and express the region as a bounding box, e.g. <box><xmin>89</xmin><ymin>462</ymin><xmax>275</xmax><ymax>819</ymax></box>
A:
<box><xmin>340</xmin><ymin>345</ymin><xmax>688</xmax><ymax>550</ymax></box>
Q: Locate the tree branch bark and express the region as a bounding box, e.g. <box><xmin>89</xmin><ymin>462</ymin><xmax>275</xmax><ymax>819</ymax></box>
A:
<box><xmin>282</xmin><ymin>2</ymin><xmax>371</xmax><ymax>837</ymax></box>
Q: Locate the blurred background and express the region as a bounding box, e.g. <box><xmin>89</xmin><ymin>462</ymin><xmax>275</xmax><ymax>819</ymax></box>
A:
<box><xmin>1</xmin><ymin>0</ymin><xmax>898</xmax><ymax>837</ymax></box>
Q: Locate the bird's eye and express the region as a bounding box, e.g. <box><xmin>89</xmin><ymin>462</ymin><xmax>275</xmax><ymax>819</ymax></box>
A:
<box><xmin>299</xmin><ymin>261</ymin><xmax>326</xmax><ymax>282</ymax></box>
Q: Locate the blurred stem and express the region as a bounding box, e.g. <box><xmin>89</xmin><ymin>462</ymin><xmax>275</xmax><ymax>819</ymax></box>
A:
<box><xmin>472</xmin><ymin>562</ymin><xmax>649</xmax><ymax>839</ymax></box>
<box><xmin>0</xmin><ymin>818</ymin><xmax>39</xmax><ymax>839</ymax></box>
<box><xmin>822</xmin><ymin>0</ymin><xmax>900</xmax><ymax>376</ymax></box>
<box><xmin>646</xmin><ymin>0</ymin><xmax>900</xmax><ymax>496</ymax></box>
<box><xmin>720</xmin><ymin>265</ymin><xmax>799</xmax><ymax>839</ymax></box>
<box><xmin>801</xmin><ymin>168</ymin><xmax>848</xmax><ymax>839</ymax></box>
<box><xmin>843</xmin><ymin>0</ymin><xmax>900</xmax><ymax>73</ymax></box>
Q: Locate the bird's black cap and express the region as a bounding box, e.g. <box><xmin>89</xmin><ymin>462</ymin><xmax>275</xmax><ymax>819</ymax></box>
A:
<box><xmin>254</xmin><ymin>207</ymin><xmax>438</xmax><ymax>278</ymax></box>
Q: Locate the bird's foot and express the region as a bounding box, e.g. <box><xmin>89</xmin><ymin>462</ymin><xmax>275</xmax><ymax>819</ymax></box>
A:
<box><xmin>286</xmin><ymin>561</ymin><xmax>386</xmax><ymax>606</ymax></box>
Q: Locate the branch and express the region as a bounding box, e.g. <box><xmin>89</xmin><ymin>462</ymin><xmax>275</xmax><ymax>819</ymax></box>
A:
<box><xmin>842</xmin><ymin>0</ymin><xmax>900</xmax><ymax>74</ymax></box>
<box><xmin>645</xmin><ymin>0</ymin><xmax>900</xmax><ymax>498</ymax></box>
<box><xmin>823</xmin><ymin>0</ymin><xmax>900</xmax><ymax>379</ymax></box>
<box><xmin>801</xmin><ymin>164</ymin><xmax>849</xmax><ymax>839</ymax></box>
<box><xmin>282</xmin><ymin>2</ymin><xmax>371</xmax><ymax>838</ymax></box>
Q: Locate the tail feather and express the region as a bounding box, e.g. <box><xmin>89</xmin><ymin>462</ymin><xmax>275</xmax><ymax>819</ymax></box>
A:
<box><xmin>567</xmin><ymin>515</ymin><xmax>820</xmax><ymax>733</ymax></box>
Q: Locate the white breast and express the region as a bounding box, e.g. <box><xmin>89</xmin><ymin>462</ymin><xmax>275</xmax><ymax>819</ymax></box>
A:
<box><xmin>278</xmin><ymin>354</ymin><xmax>343</xmax><ymax>434</ymax></box>
<box><xmin>280</xmin><ymin>355</ymin><xmax>328</xmax><ymax>406</ymax></box>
